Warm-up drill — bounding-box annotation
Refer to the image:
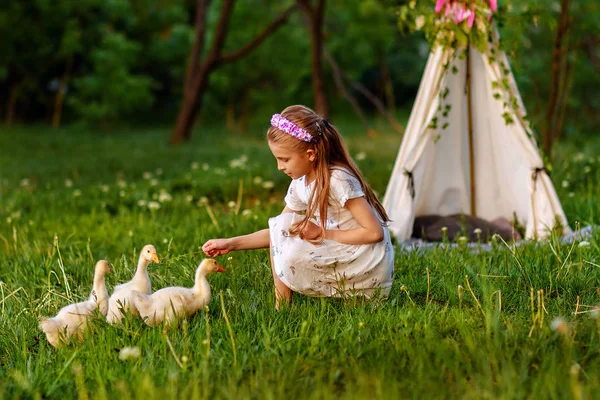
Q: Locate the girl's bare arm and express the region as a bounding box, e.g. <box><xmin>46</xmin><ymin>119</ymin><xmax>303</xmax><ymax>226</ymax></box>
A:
<box><xmin>323</xmin><ymin>197</ymin><xmax>384</xmax><ymax>245</ymax></box>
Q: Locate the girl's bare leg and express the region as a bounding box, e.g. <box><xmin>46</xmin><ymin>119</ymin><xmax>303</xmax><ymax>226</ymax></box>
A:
<box><xmin>270</xmin><ymin>246</ymin><xmax>292</xmax><ymax>310</ymax></box>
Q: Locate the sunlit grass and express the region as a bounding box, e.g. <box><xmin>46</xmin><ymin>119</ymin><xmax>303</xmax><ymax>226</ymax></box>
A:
<box><xmin>0</xmin><ymin>122</ymin><xmax>599</xmax><ymax>399</ymax></box>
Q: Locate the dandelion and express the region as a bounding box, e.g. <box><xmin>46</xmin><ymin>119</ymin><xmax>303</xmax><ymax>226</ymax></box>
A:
<box><xmin>590</xmin><ymin>305</ymin><xmax>599</xmax><ymax>319</ymax></box>
<box><xmin>202</xmin><ymin>163</ymin><xmax>209</xmax><ymax>171</ymax></box>
<box><xmin>148</xmin><ymin>201</ymin><xmax>161</xmax><ymax>210</ymax></box>
<box><xmin>568</xmin><ymin>192</ymin><xmax>575</xmax><ymax>198</ymax></box>
<box><xmin>227</xmin><ymin>256</ymin><xmax>233</xmax><ymax>262</ymax></box>
<box><xmin>242</xmin><ymin>209</ymin><xmax>252</xmax><ymax>216</ymax></box>
<box><xmin>214</xmin><ymin>168</ymin><xmax>226</xmax><ymax>175</ymax></box>
<box><xmin>197</xmin><ymin>197</ymin><xmax>208</xmax><ymax>206</ymax></box>
<box><xmin>143</xmin><ymin>172</ymin><xmax>152</xmax><ymax>180</ymax></box>
<box><xmin>119</xmin><ymin>190</ymin><xmax>125</xmax><ymax>197</ymax></box>
<box><xmin>579</xmin><ymin>241</ymin><xmax>590</xmax><ymax>248</ymax></box>
<box><xmin>11</xmin><ymin>211</ymin><xmax>21</xmax><ymax>220</ymax></box>
<box><xmin>150</xmin><ymin>179</ymin><xmax>159</xmax><ymax>186</ymax></box>
<box><xmin>458</xmin><ymin>236</ymin><xmax>467</xmax><ymax>242</ymax></box>
<box><xmin>128</xmin><ymin>231</ymin><xmax>134</xmax><ymax>237</ymax></box>
<box><xmin>584</xmin><ymin>166</ymin><xmax>591</xmax><ymax>174</ymax></box>
<box><xmin>229</xmin><ymin>157</ymin><xmax>247</xmax><ymax>169</ymax></box>
<box><xmin>20</xmin><ymin>178</ymin><xmax>30</xmax><ymax>187</ymax></box>
<box><xmin>101</xmin><ymin>185</ymin><xmax>110</xmax><ymax>193</ymax></box>
<box><xmin>202</xmin><ymin>339</ymin><xmax>210</xmax><ymax>345</ymax></box>
<box><xmin>117</xmin><ymin>179</ymin><xmax>127</xmax><ymax>188</ymax></box>
<box><xmin>415</xmin><ymin>15</ymin><xmax>425</xmax><ymax>30</ymax></box>
<box><xmin>118</xmin><ymin>346</ymin><xmax>141</xmax><ymax>361</ymax></box>
<box><xmin>253</xmin><ymin>176</ymin><xmax>263</xmax><ymax>185</ymax></box>
<box><xmin>65</xmin><ymin>179</ymin><xmax>73</xmax><ymax>188</ymax></box>
<box><xmin>158</xmin><ymin>191</ymin><xmax>172</xmax><ymax>203</ymax></box>
<box><xmin>181</xmin><ymin>356</ymin><xmax>189</xmax><ymax>363</ymax></box>
<box><xmin>550</xmin><ymin>317</ymin><xmax>568</xmax><ymax>334</ymax></box>
<box><xmin>358</xmin><ymin>321</ymin><xmax>365</xmax><ymax>328</ymax></box>
<box><xmin>561</xmin><ymin>180</ymin><xmax>569</xmax><ymax>188</ymax></box>
<box><xmin>191</xmin><ymin>162</ymin><xmax>199</xmax><ymax>170</ymax></box>
<box><xmin>6</xmin><ymin>217</ymin><xmax>12</xmax><ymax>224</ymax></box>
<box><xmin>262</xmin><ymin>181</ymin><xmax>274</xmax><ymax>189</ymax></box>
<box><xmin>575</xmin><ymin>152</ymin><xmax>585</xmax><ymax>162</ymax></box>
<box><xmin>73</xmin><ymin>189</ymin><xmax>82</xmax><ymax>197</ymax></box>
<box><xmin>138</xmin><ymin>200</ymin><xmax>147</xmax><ymax>207</ymax></box>
<box><xmin>355</xmin><ymin>152</ymin><xmax>367</xmax><ymax>161</ymax></box>
<box><xmin>163</xmin><ymin>238</ymin><xmax>168</xmax><ymax>244</ymax></box>
<box><xmin>156</xmin><ymin>168</ymin><xmax>163</xmax><ymax>175</ymax></box>
<box><xmin>227</xmin><ymin>201</ymin><xmax>236</xmax><ymax>209</ymax></box>
<box><xmin>474</xmin><ymin>228</ymin><xmax>482</xmax><ymax>235</ymax></box>
<box><xmin>441</xmin><ymin>226</ymin><xmax>448</xmax><ymax>233</ymax></box>
<box><xmin>185</xmin><ymin>195</ymin><xmax>193</xmax><ymax>203</ymax></box>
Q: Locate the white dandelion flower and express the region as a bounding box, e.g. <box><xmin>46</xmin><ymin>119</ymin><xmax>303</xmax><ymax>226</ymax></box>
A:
<box><xmin>20</xmin><ymin>179</ymin><xmax>30</xmax><ymax>187</ymax></box>
<box><xmin>568</xmin><ymin>192</ymin><xmax>575</xmax><ymax>197</ymax></box>
<box><xmin>185</xmin><ymin>195</ymin><xmax>193</xmax><ymax>202</ymax></box>
<box><xmin>119</xmin><ymin>190</ymin><xmax>125</xmax><ymax>197</ymax></box>
<box><xmin>561</xmin><ymin>180</ymin><xmax>569</xmax><ymax>188</ymax></box>
<box><xmin>65</xmin><ymin>179</ymin><xmax>73</xmax><ymax>188</ymax></box>
<box><xmin>441</xmin><ymin>226</ymin><xmax>448</xmax><ymax>232</ymax></box>
<box><xmin>143</xmin><ymin>172</ymin><xmax>152</xmax><ymax>180</ymax></box>
<box><xmin>202</xmin><ymin>163</ymin><xmax>209</xmax><ymax>171</ymax></box>
<box><xmin>191</xmin><ymin>162</ymin><xmax>199</xmax><ymax>170</ymax></box>
<box><xmin>355</xmin><ymin>152</ymin><xmax>367</xmax><ymax>161</ymax></box>
<box><xmin>158</xmin><ymin>192</ymin><xmax>172</xmax><ymax>203</ymax></box>
<box><xmin>156</xmin><ymin>168</ymin><xmax>163</xmax><ymax>176</ymax></box>
<box><xmin>473</xmin><ymin>228</ymin><xmax>482</xmax><ymax>234</ymax></box>
<box><xmin>197</xmin><ymin>197</ymin><xmax>208</xmax><ymax>206</ymax></box>
<box><xmin>150</xmin><ymin>179</ymin><xmax>159</xmax><ymax>187</ymax></box>
<box><xmin>101</xmin><ymin>185</ymin><xmax>110</xmax><ymax>193</ymax></box>
<box><xmin>137</xmin><ymin>200</ymin><xmax>147</xmax><ymax>207</ymax></box>
<box><xmin>128</xmin><ymin>230</ymin><xmax>134</xmax><ymax>237</ymax></box>
<box><xmin>118</xmin><ymin>346</ymin><xmax>141</xmax><ymax>361</ymax></box>
<box><xmin>214</xmin><ymin>168</ymin><xmax>226</xmax><ymax>175</ymax></box>
<box><xmin>253</xmin><ymin>176</ymin><xmax>263</xmax><ymax>185</ymax></box>
<box><xmin>117</xmin><ymin>179</ymin><xmax>127</xmax><ymax>188</ymax></box>
<box><xmin>163</xmin><ymin>238</ymin><xmax>168</xmax><ymax>243</ymax></box>
<box><xmin>227</xmin><ymin>201</ymin><xmax>236</xmax><ymax>209</ymax></box>
<box><xmin>242</xmin><ymin>209</ymin><xmax>252</xmax><ymax>216</ymax></box>
<box><xmin>73</xmin><ymin>189</ymin><xmax>82</xmax><ymax>197</ymax></box>
<box><xmin>148</xmin><ymin>201</ymin><xmax>161</xmax><ymax>210</ymax></box>
<box><xmin>262</xmin><ymin>181</ymin><xmax>274</xmax><ymax>189</ymax></box>
<box><xmin>458</xmin><ymin>236</ymin><xmax>467</xmax><ymax>242</ymax></box>
<box><xmin>579</xmin><ymin>241</ymin><xmax>590</xmax><ymax>248</ymax></box>
<box><xmin>584</xmin><ymin>166</ymin><xmax>591</xmax><ymax>174</ymax></box>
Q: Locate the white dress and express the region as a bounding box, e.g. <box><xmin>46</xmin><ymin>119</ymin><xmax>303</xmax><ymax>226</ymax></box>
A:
<box><xmin>268</xmin><ymin>168</ymin><xmax>394</xmax><ymax>298</ymax></box>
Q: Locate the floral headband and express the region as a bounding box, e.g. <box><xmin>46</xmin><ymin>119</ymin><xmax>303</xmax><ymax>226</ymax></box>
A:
<box><xmin>270</xmin><ymin>114</ymin><xmax>315</xmax><ymax>143</ymax></box>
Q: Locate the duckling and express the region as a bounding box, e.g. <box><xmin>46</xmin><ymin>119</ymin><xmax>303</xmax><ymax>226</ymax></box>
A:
<box><xmin>106</xmin><ymin>244</ymin><xmax>160</xmax><ymax>324</ymax></box>
<box><xmin>133</xmin><ymin>259</ymin><xmax>225</xmax><ymax>326</ymax></box>
<box><xmin>39</xmin><ymin>260</ymin><xmax>111</xmax><ymax>348</ymax></box>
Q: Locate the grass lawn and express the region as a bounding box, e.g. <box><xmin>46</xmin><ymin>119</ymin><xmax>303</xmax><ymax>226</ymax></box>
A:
<box><xmin>1</xmin><ymin>121</ymin><xmax>599</xmax><ymax>399</ymax></box>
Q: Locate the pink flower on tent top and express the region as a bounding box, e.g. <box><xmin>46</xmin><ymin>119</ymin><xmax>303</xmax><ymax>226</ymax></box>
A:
<box><xmin>467</xmin><ymin>5</ymin><xmax>476</xmax><ymax>28</ymax></box>
<box><xmin>435</xmin><ymin>0</ymin><xmax>447</xmax><ymax>13</ymax></box>
<box><xmin>454</xmin><ymin>2</ymin><xmax>468</xmax><ymax>24</ymax></box>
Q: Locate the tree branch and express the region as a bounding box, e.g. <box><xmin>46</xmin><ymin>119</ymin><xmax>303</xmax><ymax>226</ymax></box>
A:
<box><xmin>205</xmin><ymin>0</ymin><xmax>236</xmax><ymax>65</ymax></box>
<box><xmin>185</xmin><ymin>0</ymin><xmax>211</xmax><ymax>85</ymax></box>
<box><xmin>217</xmin><ymin>4</ymin><xmax>298</xmax><ymax>65</ymax></box>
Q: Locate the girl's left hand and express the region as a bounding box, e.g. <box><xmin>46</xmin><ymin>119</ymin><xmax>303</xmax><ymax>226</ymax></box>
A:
<box><xmin>300</xmin><ymin>221</ymin><xmax>322</xmax><ymax>241</ymax></box>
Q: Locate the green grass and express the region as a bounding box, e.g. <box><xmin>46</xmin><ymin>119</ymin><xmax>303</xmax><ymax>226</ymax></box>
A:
<box><xmin>1</xmin><ymin>121</ymin><xmax>600</xmax><ymax>399</ymax></box>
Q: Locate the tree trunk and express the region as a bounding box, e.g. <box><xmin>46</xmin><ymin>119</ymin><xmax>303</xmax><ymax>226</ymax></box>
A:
<box><xmin>544</xmin><ymin>0</ymin><xmax>570</xmax><ymax>157</ymax></box>
<box><xmin>6</xmin><ymin>79</ymin><xmax>26</xmax><ymax>126</ymax></box>
<box><xmin>298</xmin><ymin>0</ymin><xmax>328</xmax><ymax>118</ymax></box>
<box><xmin>238</xmin><ymin>86</ymin><xmax>251</xmax><ymax>134</ymax></box>
<box><xmin>380</xmin><ymin>57</ymin><xmax>395</xmax><ymax>114</ymax></box>
<box><xmin>171</xmin><ymin>1</ymin><xmax>297</xmax><ymax>144</ymax></box>
<box><xmin>52</xmin><ymin>57</ymin><xmax>73</xmax><ymax>128</ymax></box>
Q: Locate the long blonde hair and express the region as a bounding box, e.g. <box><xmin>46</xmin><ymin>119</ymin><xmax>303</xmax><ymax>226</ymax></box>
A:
<box><xmin>267</xmin><ymin>105</ymin><xmax>389</xmax><ymax>242</ymax></box>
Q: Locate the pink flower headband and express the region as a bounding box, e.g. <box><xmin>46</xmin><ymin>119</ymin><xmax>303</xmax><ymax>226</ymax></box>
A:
<box><xmin>270</xmin><ymin>114</ymin><xmax>315</xmax><ymax>143</ymax></box>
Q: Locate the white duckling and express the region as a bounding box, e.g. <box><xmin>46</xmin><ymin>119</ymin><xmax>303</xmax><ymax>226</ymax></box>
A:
<box><xmin>39</xmin><ymin>260</ymin><xmax>111</xmax><ymax>348</ymax></box>
<box><xmin>133</xmin><ymin>259</ymin><xmax>225</xmax><ymax>326</ymax></box>
<box><xmin>106</xmin><ymin>244</ymin><xmax>160</xmax><ymax>324</ymax></box>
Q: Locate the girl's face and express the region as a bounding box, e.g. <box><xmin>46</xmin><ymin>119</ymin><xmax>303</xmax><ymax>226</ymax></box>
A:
<box><xmin>268</xmin><ymin>141</ymin><xmax>316</xmax><ymax>181</ymax></box>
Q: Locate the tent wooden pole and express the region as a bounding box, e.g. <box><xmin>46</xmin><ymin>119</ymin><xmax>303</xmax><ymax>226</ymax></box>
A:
<box><xmin>466</xmin><ymin>44</ymin><xmax>476</xmax><ymax>216</ymax></box>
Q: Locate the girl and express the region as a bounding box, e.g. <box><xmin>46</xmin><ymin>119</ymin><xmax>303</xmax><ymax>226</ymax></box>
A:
<box><xmin>202</xmin><ymin>105</ymin><xmax>394</xmax><ymax>309</ymax></box>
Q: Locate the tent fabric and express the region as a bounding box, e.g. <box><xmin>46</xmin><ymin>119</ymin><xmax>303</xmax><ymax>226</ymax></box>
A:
<box><xmin>383</xmin><ymin>30</ymin><xmax>571</xmax><ymax>242</ymax></box>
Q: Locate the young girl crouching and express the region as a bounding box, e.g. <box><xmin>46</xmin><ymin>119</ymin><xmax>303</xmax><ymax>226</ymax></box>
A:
<box><xmin>202</xmin><ymin>105</ymin><xmax>394</xmax><ymax>309</ymax></box>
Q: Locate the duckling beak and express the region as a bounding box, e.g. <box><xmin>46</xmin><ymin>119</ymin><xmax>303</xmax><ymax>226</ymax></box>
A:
<box><xmin>216</xmin><ymin>264</ymin><xmax>226</xmax><ymax>273</ymax></box>
<box><xmin>151</xmin><ymin>254</ymin><xmax>160</xmax><ymax>264</ymax></box>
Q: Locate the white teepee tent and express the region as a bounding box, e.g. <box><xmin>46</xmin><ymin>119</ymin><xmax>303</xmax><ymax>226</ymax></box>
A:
<box><xmin>383</xmin><ymin>28</ymin><xmax>570</xmax><ymax>242</ymax></box>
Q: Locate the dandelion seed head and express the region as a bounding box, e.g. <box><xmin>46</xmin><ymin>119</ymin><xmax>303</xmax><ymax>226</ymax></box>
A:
<box><xmin>242</xmin><ymin>209</ymin><xmax>252</xmax><ymax>216</ymax></box>
<box><xmin>355</xmin><ymin>152</ymin><xmax>367</xmax><ymax>161</ymax></box>
<box><xmin>143</xmin><ymin>172</ymin><xmax>152</xmax><ymax>180</ymax></box>
<box><xmin>73</xmin><ymin>189</ymin><xmax>82</xmax><ymax>197</ymax></box>
<box><xmin>474</xmin><ymin>228</ymin><xmax>482</xmax><ymax>234</ymax></box>
<box><xmin>227</xmin><ymin>201</ymin><xmax>236</xmax><ymax>209</ymax></box>
<box><xmin>65</xmin><ymin>179</ymin><xmax>73</xmax><ymax>188</ymax></box>
<box><xmin>550</xmin><ymin>317</ymin><xmax>568</xmax><ymax>334</ymax></box>
<box><xmin>262</xmin><ymin>181</ymin><xmax>274</xmax><ymax>189</ymax></box>
<box><xmin>191</xmin><ymin>162</ymin><xmax>199</xmax><ymax>170</ymax></box>
<box><xmin>561</xmin><ymin>180</ymin><xmax>569</xmax><ymax>188</ymax></box>
<box><xmin>147</xmin><ymin>201</ymin><xmax>161</xmax><ymax>210</ymax></box>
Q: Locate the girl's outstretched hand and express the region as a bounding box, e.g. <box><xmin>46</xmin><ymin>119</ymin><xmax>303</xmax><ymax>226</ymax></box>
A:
<box><xmin>202</xmin><ymin>239</ymin><xmax>232</xmax><ymax>257</ymax></box>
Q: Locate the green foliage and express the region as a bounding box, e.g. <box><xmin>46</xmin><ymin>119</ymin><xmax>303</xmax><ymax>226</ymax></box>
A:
<box><xmin>1</xmin><ymin>124</ymin><xmax>600</xmax><ymax>398</ymax></box>
<box><xmin>68</xmin><ymin>32</ymin><xmax>155</xmax><ymax>125</ymax></box>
